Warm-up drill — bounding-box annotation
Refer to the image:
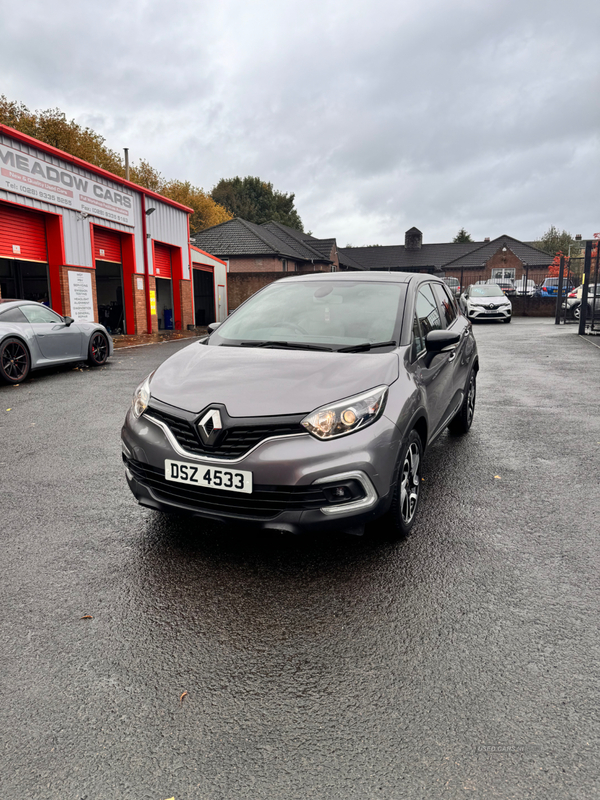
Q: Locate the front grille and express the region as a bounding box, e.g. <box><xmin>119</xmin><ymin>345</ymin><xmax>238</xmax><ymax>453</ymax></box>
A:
<box><xmin>126</xmin><ymin>458</ymin><xmax>328</xmax><ymax>519</ymax></box>
<box><xmin>144</xmin><ymin>405</ymin><xmax>306</xmax><ymax>459</ymax></box>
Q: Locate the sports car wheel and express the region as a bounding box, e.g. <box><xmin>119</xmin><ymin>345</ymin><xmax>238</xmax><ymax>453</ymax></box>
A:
<box><xmin>0</xmin><ymin>338</ymin><xmax>30</xmax><ymax>384</ymax></box>
<box><xmin>382</xmin><ymin>429</ymin><xmax>423</xmax><ymax>539</ymax></box>
<box><xmin>88</xmin><ymin>332</ymin><xmax>109</xmax><ymax>366</ymax></box>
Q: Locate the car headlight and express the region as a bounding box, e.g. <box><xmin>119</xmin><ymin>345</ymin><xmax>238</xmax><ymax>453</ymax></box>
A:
<box><xmin>131</xmin><ymin>372</ymin><xmax>154</xmax><ymax>419</ymax></box>
<box><xmin>301</xmin><ymin>386</ymin><xmax>388</xmax><ymax>440</ymax></box>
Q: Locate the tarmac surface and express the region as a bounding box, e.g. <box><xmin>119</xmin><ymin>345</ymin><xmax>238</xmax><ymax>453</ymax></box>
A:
<box><xmin>1</xmin><ymin>319</ymin><xmax>599</xmax><ymax>800</ymax></box>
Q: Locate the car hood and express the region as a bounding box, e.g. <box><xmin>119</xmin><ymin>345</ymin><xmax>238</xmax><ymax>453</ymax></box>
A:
<box><xmin>150</xmin><ymin>343</ymin><xmax>400</xmax><ymax>417</ymax></box>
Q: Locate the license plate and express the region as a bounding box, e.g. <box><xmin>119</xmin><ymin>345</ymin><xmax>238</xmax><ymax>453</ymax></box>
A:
<box><xmin>165</xmin><ymin>459</ymin><xmax>253</xmax><ymax>494</ymax></box>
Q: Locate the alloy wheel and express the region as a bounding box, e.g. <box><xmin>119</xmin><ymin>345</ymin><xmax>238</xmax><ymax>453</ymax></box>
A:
<box><xmin>90</xmin><ymin>333</ymin><xmax>108</xmax><ymax>364</ymax></box>
<box><xmin>400</xmin><ymin>442</ymin><xmax>420</xmax><ymax>524</ymax></box>
<box><xmin>467</xmin><ymin>374</ymin><xmax>476</xmax><ymax>424</ymax></box>
<box><xmin>1</xmin><ymin>341</ymin><xmax>29</xmax><ymax>381</ymax></box>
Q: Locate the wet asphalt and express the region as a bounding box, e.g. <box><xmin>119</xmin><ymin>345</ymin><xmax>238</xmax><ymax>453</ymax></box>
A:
<box><xmin>1</xmin><ymin>319</ymin><xmax>599</xmax><ymax>800</ymax></box>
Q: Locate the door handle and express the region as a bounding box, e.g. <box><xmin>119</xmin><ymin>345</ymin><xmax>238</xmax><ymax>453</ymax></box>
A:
<box><xmin>448</xmin><ymin>351</ymin><xmax>456</xmax><ymax>362</ymax></box>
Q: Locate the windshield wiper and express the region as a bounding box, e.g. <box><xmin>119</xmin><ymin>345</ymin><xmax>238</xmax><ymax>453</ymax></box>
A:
<box><xmin>235</xmin><ymin>341</ymin><xmax>334</xmax><ymax>351</ymax></box>
<box><xmin>337</xmin><ymin>340</ymin><xmax>397</xmax><ymax>353</ymax></box>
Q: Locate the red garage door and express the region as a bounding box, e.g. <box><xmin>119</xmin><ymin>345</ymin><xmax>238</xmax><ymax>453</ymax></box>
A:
<box><xmin>154</xmin><ymin>243</ymin><xmax>172</xmax><ymax>279</ymax></box>
<box><xmin>0</xmin><ymin>204</ymin><xmax>48</xmax><ymax>262</ymax></box>
<box><xmin>93</xmin><ymin>227</ymin><xmax>122</xmax><ymax>263</ymax></box>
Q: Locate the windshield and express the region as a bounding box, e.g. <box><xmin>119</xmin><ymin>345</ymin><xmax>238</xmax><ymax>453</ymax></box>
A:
<box><xmin>470</xmin><ymin>285</ymin><xmax>505</xmax><ymax>297</ymax></box>
<box><xmin>211</xmin><ymin>280</ymin><xmax>405</xmax><ymax>349</ymax></box>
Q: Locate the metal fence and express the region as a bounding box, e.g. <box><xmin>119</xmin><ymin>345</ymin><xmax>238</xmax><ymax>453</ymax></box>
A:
<box><xmin>556</xmin><ymin>241</ymin><xmax>600</xmax><ymax>334</ymax></box>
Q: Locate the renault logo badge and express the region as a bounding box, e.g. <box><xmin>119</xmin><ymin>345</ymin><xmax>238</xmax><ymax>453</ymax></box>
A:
<box><xmin>198</xmin><ymin>408</ymin><xmax>223</xmax><ymax>446</ymax></box>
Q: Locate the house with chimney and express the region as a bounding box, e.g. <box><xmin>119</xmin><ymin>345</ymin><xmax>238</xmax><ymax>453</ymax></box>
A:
<box><xmin>338</xmin><ymin>228</ymin><xmax>553</xmax><ymax>284</ymax></box>
<box><xmin>192</xmin><ymin>219</ymin><xmax>553</xmax><ymax>311</ymax></box>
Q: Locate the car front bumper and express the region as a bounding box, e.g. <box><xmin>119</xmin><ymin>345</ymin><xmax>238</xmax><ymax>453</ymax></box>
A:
<box><xmin>467</xmin><ymin>304</ymin><xmax>512</xmax><ymax>320</ymax></box>
<box><xmin>121</xmin><ymin>407</ymin><xmax>402</xmax><ymax>533</ymax></box>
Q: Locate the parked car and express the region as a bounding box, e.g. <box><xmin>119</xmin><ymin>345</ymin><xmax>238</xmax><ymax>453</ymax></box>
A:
<box><xmin>459</xmin><ymin>284</ymin><xmax>512</xmax><ymax>323</ymax></box>
<box><xmin>442</xmin><ymin>277</ymin><xmax>461</xmax><ymax>297</ymax></box>
<box><xmin>513</xmin><ymin>279</ymin><xmax>536</xmax><ymax>296</ymax></box>
<box><xmin>0</xmin><ymin>299</ymin><xmax>113</xmax><ymax>384</ymax></box>
<box><xmin>486</xmin><ymin>278</ymin><xmax>516</xmax><ymax>296</ymax></box>
<box><xmin>536</xmin><ymin>277</ymin><xmax>575</xmax><ymax>297</ymax></box>
<box><xmin>561</xmin><ymin>284</ymin><xmax>600</xmax><ymax>320</ymax></box>
<box><xmin>122</xmin><ymin>273</ymin><xmax>478</xmax><ymax>537</ymax></box>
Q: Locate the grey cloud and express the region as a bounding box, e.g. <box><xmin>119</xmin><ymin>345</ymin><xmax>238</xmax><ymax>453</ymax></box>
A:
<box><xmin>1</xmin><ymin>0</ymin><xmax>598</xmax><ymax>244</ymax></box>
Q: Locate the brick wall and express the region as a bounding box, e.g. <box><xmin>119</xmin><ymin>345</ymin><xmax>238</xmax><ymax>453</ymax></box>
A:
<box><xmin>227</xmin><ymin>256</ymin><xmax>283</xmax><ymax>273</ymax></box>
<box><xmin>179</xmin><ymin>280</ymin><xmax>193</xmax><ymax>330</ymax></box>
<box><xmin>60</xmin><ymin>266</ymin><xmax>98</xmax><ymax>322</ymax></box>
<box><xmin>132</xmin><ymin>273</ymin><xmax>147</xmax><ymax>334</ymax></box>
<box><xmin>228</xmin><ymin>270</ymin><xmax>335</xmax><ymax>310</ymax></box>
<box><xmin>297</xmin><ymin>262</ymin><xmax>332</xmax><ymax>273</ymax></box>
<box><xmin>445</xmin><ymin>247</ymin><xmax>551</xmax><ymax>284</ymax></box>
<box><xmin>485</xmin><ymin>247</ymin><xmax>526</xmax><ymax>280</ymax></box>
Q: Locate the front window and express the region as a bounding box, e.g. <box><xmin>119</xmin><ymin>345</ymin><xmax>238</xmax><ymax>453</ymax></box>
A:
<box><xmin>470</xmin><ymin>285</ymin><xmax>505</xmax><ymax>298</ymax></box>
<box><xmin>210</xmin><ymin>280</ymin><xmax>405</xmax><ymax>349</ymax></box>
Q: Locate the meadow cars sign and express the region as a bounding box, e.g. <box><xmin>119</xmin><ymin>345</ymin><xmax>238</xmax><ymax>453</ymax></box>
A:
<box><xmin>0</xmin><ymin>142</ymin><xmax>135</xmax><ymax>227</ymax></box>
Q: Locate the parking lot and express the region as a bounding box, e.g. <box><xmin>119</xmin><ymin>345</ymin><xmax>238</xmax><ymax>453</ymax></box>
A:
<box><xmin>1</xmin><ymin>318</ymin><xmax>599</xmax><ymax>799</ymax></box>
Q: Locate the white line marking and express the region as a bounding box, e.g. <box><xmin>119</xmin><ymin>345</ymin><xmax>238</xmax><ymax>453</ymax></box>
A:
<box><xmin>578</xmin><ymin>335</ymin><xmax>600</xmax><ymax>350</ymax></box>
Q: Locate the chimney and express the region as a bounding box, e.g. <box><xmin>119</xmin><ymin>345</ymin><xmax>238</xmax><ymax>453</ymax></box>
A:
<box><xmin>575</xmin><ymin>234</ymin><xmax>582</xmax><ymax>241</ymax></box>
<box><xmin>484</xmin><ymin>237</ymin><xmax>490</xmax><ymax>242</ymax></box>
<box><xmin>405</xmin><ymin>227</ymin><xmax>422</xmax><ymax>251</ymax></box>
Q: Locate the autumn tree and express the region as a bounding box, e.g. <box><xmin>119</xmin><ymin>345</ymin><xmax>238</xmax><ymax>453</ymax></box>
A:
<box><xmin>0</xmin><ymin>95</ymin><xmax>232</xmax><ymax>233</ymax></box>
<box><xmin>161</xmin><ymin>180</ymin><xmax>232</xmax><ymax>235</ymax></box>
<box><xmin>211</xmin><ymin>176</ymin><xmax>303</xmax><ymax>230</ymax></box>
<box><xmin>453</xmin><ymin>228</ymin><xmax>473</xmax><ymax>243</ymax></box>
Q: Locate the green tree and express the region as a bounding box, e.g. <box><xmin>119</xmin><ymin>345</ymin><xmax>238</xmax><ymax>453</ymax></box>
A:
<box><xmin>0</xmin><ymin>95</ymin><xmax>231</xmax><ymax>233</ymax></box>
<box><xmin>534</xmin><ymin>225</ymin><xmax>575</xmax><ymax>257</ymax></box>
<box><xmin>211</xmin><ymin>176</ymin><xmax>303</xmax><ymax>230</ymax></box>
<box><xmin>453</xmin><ymin>228</ymin><xmax>473</xmax><ymax>243</ymax></box>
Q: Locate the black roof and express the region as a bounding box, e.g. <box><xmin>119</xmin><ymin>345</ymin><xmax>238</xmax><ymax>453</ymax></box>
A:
<box><xmin>443</xmin><ymin>235</ymin><xmax>553</xmax><ymax>269</ymax></box>
<box><xmin>338</xmin><ymin>235</ymin><xmax>554</xmax><ymax>272</ymax></box>
<box><xmin>191</xmin><ymin>218</ymin><xmax>343</xmax><ymax>265</ymax></box>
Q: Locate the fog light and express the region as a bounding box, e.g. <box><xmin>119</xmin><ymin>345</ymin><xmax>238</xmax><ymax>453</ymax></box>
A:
<box><xmin>322</xmin><ymin>480</ymin><xmax>365</xmax><ymax>505</ymax></box>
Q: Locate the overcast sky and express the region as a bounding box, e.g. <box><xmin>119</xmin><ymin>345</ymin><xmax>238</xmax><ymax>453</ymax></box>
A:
<box><xmin>2</xmin><ymin>0</ymin><xmax>599</xmax><ymax>245</ymax></box>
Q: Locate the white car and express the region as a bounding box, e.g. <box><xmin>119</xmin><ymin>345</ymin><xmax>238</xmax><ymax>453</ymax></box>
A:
<box><xmin>459</xmin><ymin>284</ymin><xmax>512</xmax><ymax>323</ymax></box>
<box><xmin>514</xmin><ymin>279</ymin><xmax>536</xmax><ymax>297</ymax></box>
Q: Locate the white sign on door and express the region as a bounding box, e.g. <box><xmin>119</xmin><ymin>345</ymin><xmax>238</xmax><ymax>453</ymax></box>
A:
<box><xmin>68</xmin><ymin>271</ymin><xmax>95</xmax><ymax>323</ymax></box>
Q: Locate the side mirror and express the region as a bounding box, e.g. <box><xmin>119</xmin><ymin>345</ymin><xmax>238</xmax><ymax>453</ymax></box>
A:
<box><xmin>63</xmin><ymin>316</ymin><xmax>74</xmax><ymax>327</ymax></box>
<box><xmin>207</xmin><ymin>322</ymin><xmax>222</xmax><ymax>333</ymax></box>
<box><xmin>425</xmin><ymin>329</ymin><xmax>460</xmax><ymax>353</ymax></box>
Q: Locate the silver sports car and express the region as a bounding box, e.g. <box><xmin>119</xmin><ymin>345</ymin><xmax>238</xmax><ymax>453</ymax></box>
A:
<box><xmin>0</xmin><ymin>299</ymin><xmax>113</xmax><ymax>384</ymax></box>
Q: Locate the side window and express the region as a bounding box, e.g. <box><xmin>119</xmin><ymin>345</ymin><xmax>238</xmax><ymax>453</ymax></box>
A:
<box><xmin>0</xmin><ymin>307</ymin><xmax>29</xmax><ymax>323</ymax></box>
<box><xmin>411</xmin><ymin>313</ymin><xmax>424</xmax><ymax>360</ymax></box>
<box><xmin>432</xmin><ymin>283</ymin><xmax>457</xmax><ymax>327</ymax></box>
<box><xmin>415</xmin><ymin>284</ymin><xmax>442</xmax><ymax>338</ymax></box>
<box><xmin>20</xmin><ymin>305</ymin><xmax>63</xmax><ymax>324</ymax></box>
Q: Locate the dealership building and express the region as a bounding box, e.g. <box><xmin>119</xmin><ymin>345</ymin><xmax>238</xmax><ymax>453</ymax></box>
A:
<box><xmin>0</xmin><ymin>124</ymin><xmax>228</xmax><ymax>334</ymax></box>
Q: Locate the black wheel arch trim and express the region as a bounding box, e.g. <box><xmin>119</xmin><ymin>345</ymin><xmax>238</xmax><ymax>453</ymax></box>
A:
<box><xmin>1</xmin><ymin>334</ymin><xmax>31</xmax><ymax>358</ymax></box>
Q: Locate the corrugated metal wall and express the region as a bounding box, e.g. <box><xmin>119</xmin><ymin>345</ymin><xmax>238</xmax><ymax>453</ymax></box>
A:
<box><xmin>0</xmin><ymin>133</ymin><xmax>189</xmax><ymax>276</ymax></box>
<box><xmin>145</xmin><ymin>199</ymin><xmax>190</xmax><ymax>279</ymax></box>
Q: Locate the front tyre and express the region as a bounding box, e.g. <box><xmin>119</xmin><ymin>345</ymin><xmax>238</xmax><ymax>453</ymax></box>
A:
<box><xmin>448</xmin><ymin>369</ymin><xmax>476</xmax><ymax>434</ymax></box>
<box><xmin>0</xmin><ymin>337</ymin><xmax>30</xmax><ymax>384</ymax></box>
<box><xmin>88</xmin><ymin>331</ymin><xmax>109</xmax><ymax>366</ymax></box>
<box><xmin>382</xmin><ymin>430</ymin><xmax>423</xmax><ymax>539</ymax></box>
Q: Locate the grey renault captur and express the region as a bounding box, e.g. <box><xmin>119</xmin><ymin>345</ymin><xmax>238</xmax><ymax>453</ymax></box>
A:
<box><xmin>122</xmin><ymin>273</ymin><xmax>478</xmax><ymax>537</ymax></box>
